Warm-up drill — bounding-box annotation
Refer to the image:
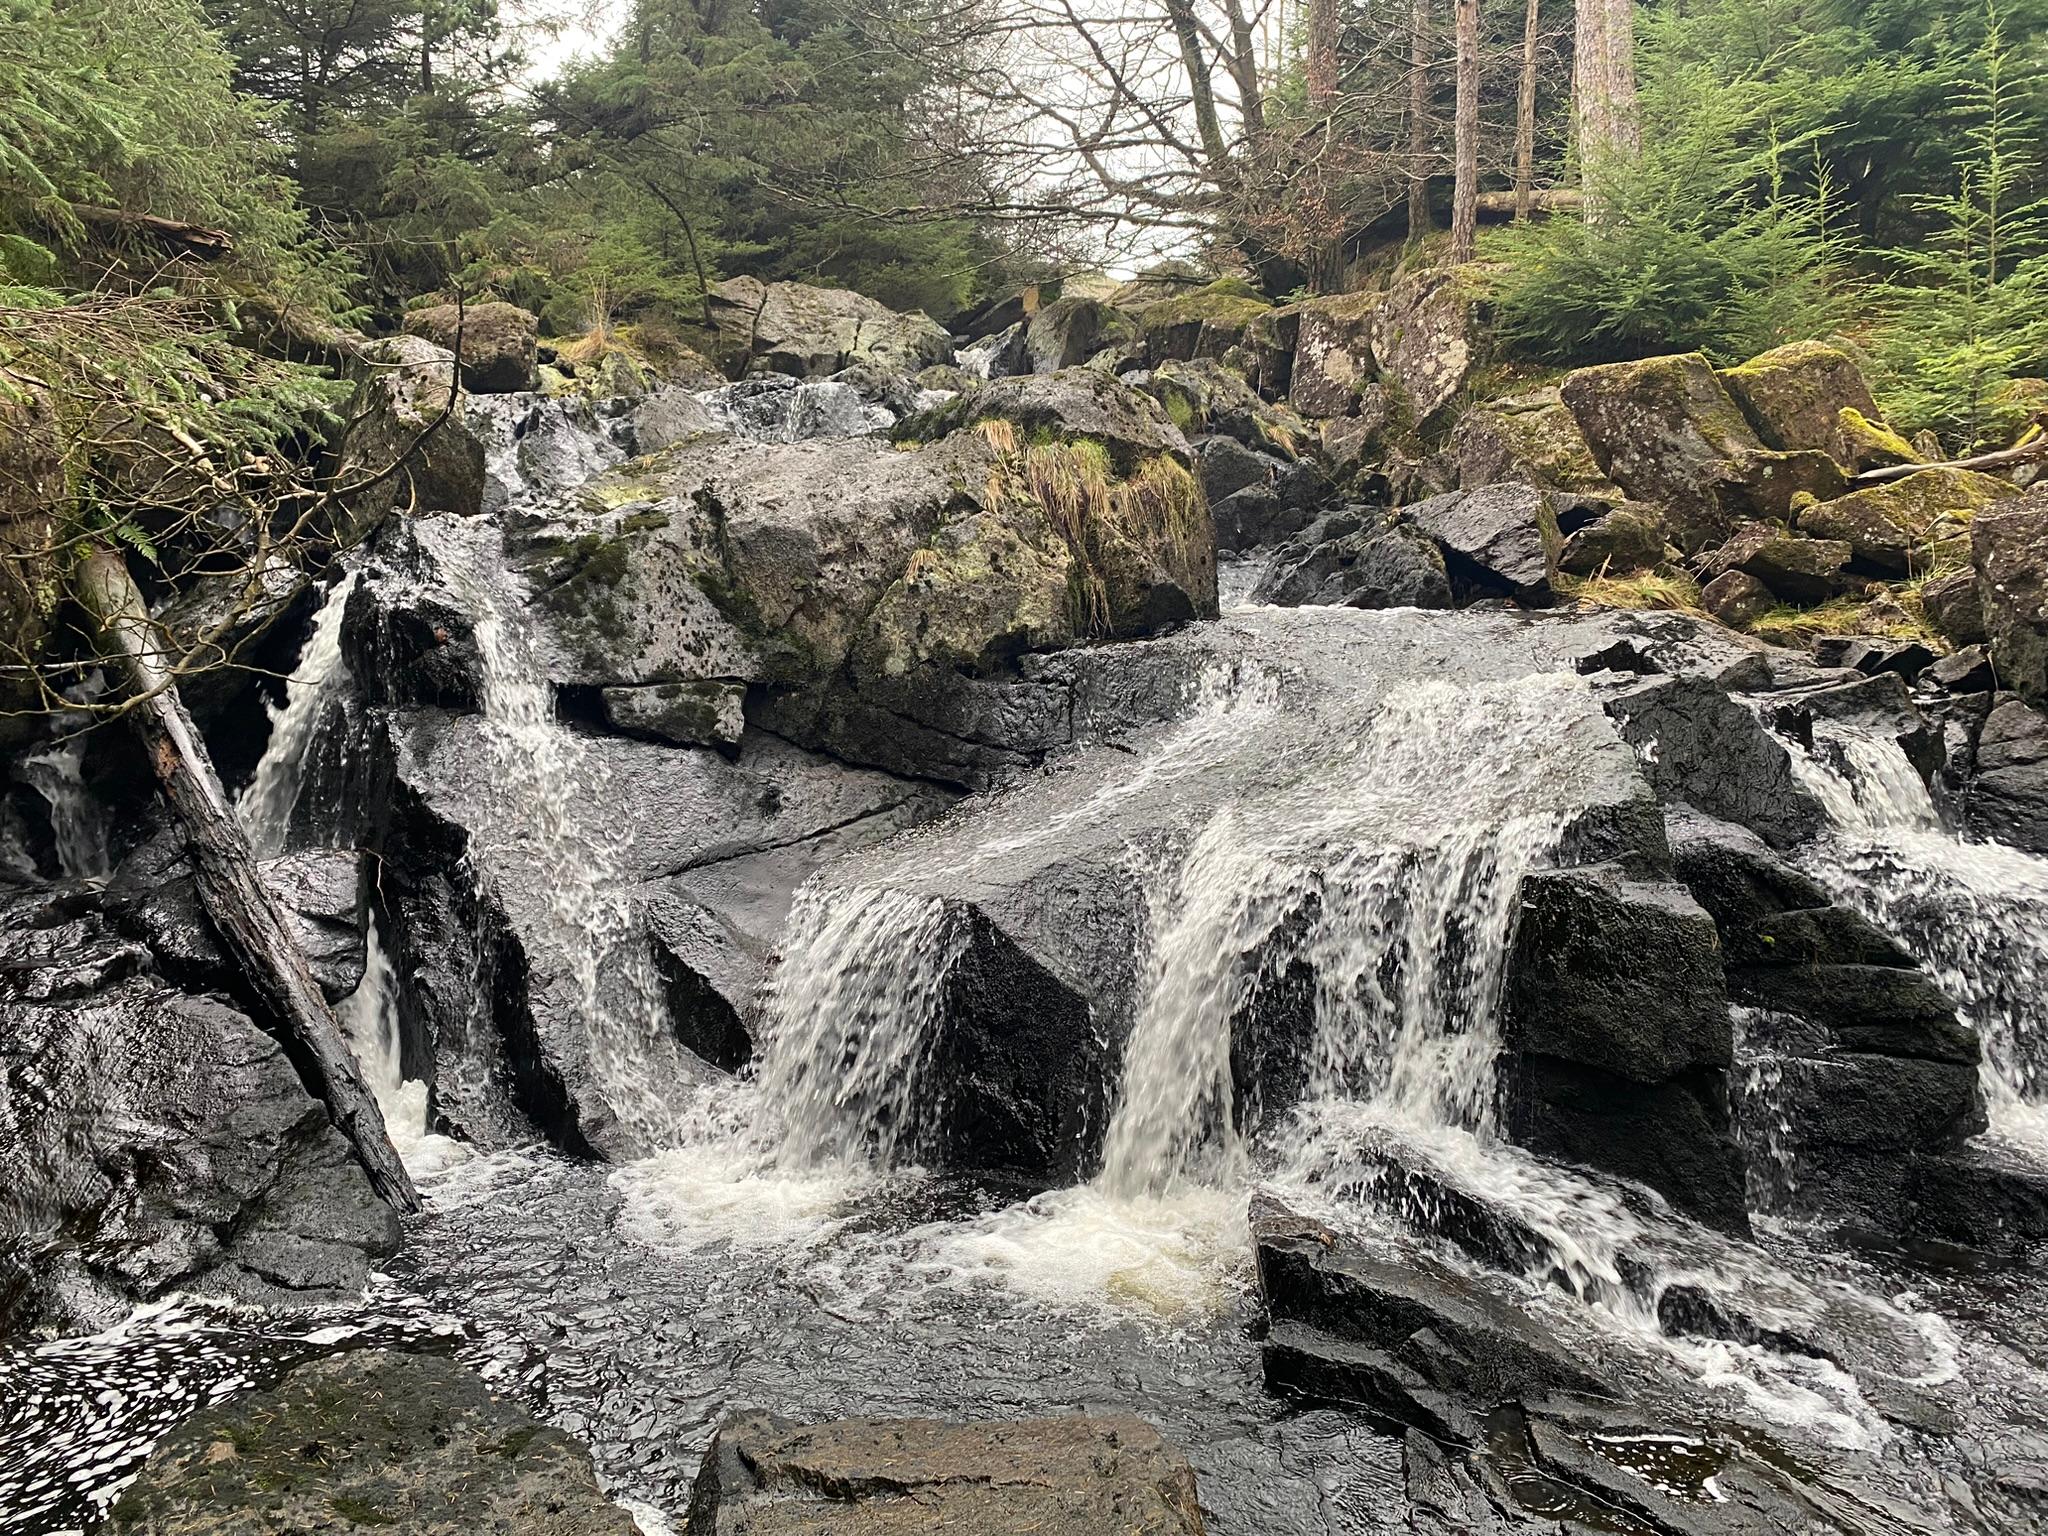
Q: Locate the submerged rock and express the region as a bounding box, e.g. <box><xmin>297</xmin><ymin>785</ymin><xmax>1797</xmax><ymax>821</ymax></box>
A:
<box><xmin>685</xmin><ymin>1409</ymin><xmax>1205</xmax><ymax>1536</ymax></box>
<box><xmin>106</xmin><ymin>1350</ymin><xmax>638</xmax><ymax>1536</ymax></box>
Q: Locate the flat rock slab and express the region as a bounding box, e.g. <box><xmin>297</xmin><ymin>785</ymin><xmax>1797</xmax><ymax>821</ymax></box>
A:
<box><xmin>684</xmin><ymin>1410</ymin><xmax>1206</xmax><ymax>1534</ymax></box>
<box><xmin>106</xmin><ymin>1350</ymin><xmax>640</xmax><ymax>1536</ymax></box>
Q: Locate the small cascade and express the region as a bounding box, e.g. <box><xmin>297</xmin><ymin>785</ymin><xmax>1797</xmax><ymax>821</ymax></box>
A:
<box><xmin>1789</xmin><ymin>722</ymin><xmax>2048</xmax><ymax>1141</ymax></box>
<box><xmin>20</xmin><ymin>737</ymin><xmax>110</xmax><ymax>882</ymax></box>
<box><xmin>430</xmin><ymin>521</ymin><xmax>686</xmax><ymax>1155</ymax></box>
<box><xmin>1097</xmin><ymin>676</ymin><xmax>1583</xmax><ymax>1202</ymax></box>
<box><xmin>695</xmin><ymin>377</ymin><xmax>892</xmax><ymax>442</ymax></box>
<box><xmin>338</xmin><ymin>915</ymin><xmax>467</xmax><ymax>1176</ymax></box>
<box><xmin>236</xmin><ymin>573</ymin><xmax>358</xmax><ymax>858</ymax></box>
<box><xmin>752</xmin><ymin>885</ymin><xmax>967</xmax><ymax>1169</ymax></box>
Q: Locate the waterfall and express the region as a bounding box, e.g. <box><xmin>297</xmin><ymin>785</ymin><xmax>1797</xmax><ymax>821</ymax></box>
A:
<box><xmin>237</xmin><ymin>573</ymin><xmax>358</xmax><ymax>858</ymax></box>
<box><xmin>431</xmin><ymin>523</ymin><xmax>685</xmax><ymax>1155</ymax></box>
<box><xmin>1097</xmin><ymin>677</ymin><xmax>1582</xmax><ymax>1201</ymax></box>
<box><xmin>337</xmin><ymin>915</ymin><xmax>467</xmax><ymax>1176</ymax></box>
<box><xmin>752</xmin><ymin>886</ymin><xmax>967</xmax><ymax>1170</ymax></box>
<box><xmin>695</xmin><ymin>378</ymin><xmax>893</xmax><ymax>442</ymax></box>
<box><xmin>19</xmin><ymin>738</ymin><xmax>110</xmax><ymax>881</ymax></box>
<box><xmin>1789</xmin><ymin>723</ymin><xmax>2048</xmax><ymax>1142</ymax></box>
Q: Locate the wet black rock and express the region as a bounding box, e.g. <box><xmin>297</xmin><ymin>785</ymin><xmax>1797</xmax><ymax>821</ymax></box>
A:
<box><xmin>106</xmin><ymin>1349</ymin><xmax>639</xmax><ymax>1536</ymax></box>
<box><xmin>1809</xmin><ymin>634</ymin><xmax>1936</xmax><ymax>681</ymax></box>
<box><xmin>1972</xmin><ymin>490</ymin><xmax>2048</xmax><ymax>706</ymax></box>
<box><xmin>1925</xmin><ymin>643</ymin><xmax>1996</xmax><ymax>694</ymax></box>
<box><xmin>0</xmin><ymin>889</ymin><xmax>397</xmax><ymax>1331</ymax></box>
<box><xmin>1955</xmin><ymin>695</ymin><xmax>2048</xmax><ymax>853</ymax></box>
<box><xmin>1602</xmin><ymin>674</ymin><xmax>1826</xmax><ymax>849</ymax></box>
<box><xmin>1256</xmin><ymin>1203</ymin><xmax>1612</xmax><ymax>1437</ymax></box>
<box><xmin>1500</xmin><ymin>865</ymin><xmax>1748</xmax><ymax>1233</ymax></box>
<box><xmin>1403</xmin><ymin>484</ymin><xmax>1562</xmax><ymax>605</ymax></box>
<box><xmin>109</xmin><ymin>832</ymin><xmax>367</xmax><ymax>1003</ymax></box>
<box><xmin>684</xmin><ymin>1409</ymin><xmax>1206</xmax><ymax>1535</ymax></box>
<box><xmin>1669</xmin><ymin>812</ymin><xmax>1986</xmax><ymax>1196</ymax></box>
<box><xmin>1250</xmin><ymin>512</ymin><xmax>1453</xmax><ymax>610</ymax></box>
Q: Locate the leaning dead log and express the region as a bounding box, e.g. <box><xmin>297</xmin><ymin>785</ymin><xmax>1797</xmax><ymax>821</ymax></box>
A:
<box><xmin>74</xmin><ymin>548</ymin><xmax>420</xmax><ymax>1212</ymax></box>
<box><xmin>67</xmin><ymin>205</ymin><xmax>235</xmax><ymax>260</ymax></box>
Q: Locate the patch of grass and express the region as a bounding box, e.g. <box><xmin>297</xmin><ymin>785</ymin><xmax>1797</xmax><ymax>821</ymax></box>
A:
<box><xmin>1555</xmin><ymin>568</ymin><xmax>1705</xmax><ymax>614</ymax></box>
<box><xmin>1747</xmin><ymin>592</ymin><xmax>1935</xmax><ymax>644</ymax></box>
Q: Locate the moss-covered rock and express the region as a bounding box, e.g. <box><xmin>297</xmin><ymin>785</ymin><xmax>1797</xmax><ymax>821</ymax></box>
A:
<box><xmin>1136</xmin><ymin>279</ymin><xmax>1272</xmax><ymax>367</ymax></box>
<box><xmin>0</xmin><ymin>382</ymin><xmax>63</xmax><ymax>742</ymax></box>
<box><xmin>1289</xmin><ymin>290</ymin><xmax>1379</xmax><ymax>418</ymax></box>
<box><xmin>705</xmin><ymin>276</ymin><xmax>954</xmax><ymax>380</ymax></box>
<box><xmin>1142</xmin><ymin>357</ymin><xmax>1308</xmax><ymax>458</ymax></box>
<box><xmin>1557</xmin><ymin>504</ymin><xmax>1669</xmax><ymax>576</ymax></box>
<box><xmin>402</xmin><ymin>300</ymin><xmax>538</xmax><ymax>393</ymax></box>
<box><xmin>856</xmin><ymin>510</ymin><xmax>1075</xmax><ymax>679</ymax></box>
<box><xmin>1836</xmin><ymin>407</ymin><xmax>1921</xmax><ymax>473</ymax></box>
<box><xmin>106</xmin><ymin>1350</ymin><xmax>639</xmax><ymax>1536</ymax></box>
<box><xmin>1973</xmin><ymin>487</ymin><xmax>2048</xmax><ymax>706</ymax></box>
<box><xmin>1025</xmin><ymin>295</ymin><xmax>1134</xmax><ymax>373</ymax></box>
<box><xmin>1452</xmin><ymin>385</ymin><xmax>1615</xmax><ymax>495</ymax></box>
<box><xmin>1719</xmin><ymin>341</ymin><xmax>1894</xmax><ymax>471</ymax></box>
<box><xmin>332</xmin><ymin>335</ymin><xmax>488</xmax><ymax>533</ymax></box>
<box><xmin>1369</xmin><ymin>267</ymin><xmax>1478</xmax><ymax>423</ymax></box>
<box><xmin>1704</xmin><ymin>522</ymin><xmax>1854</xmax><ymax>605</ymax></box>
<box><xmin>1560</xmin><ymin>352</ymin><xmax>1769</xmax><ymax>551</ymax></box>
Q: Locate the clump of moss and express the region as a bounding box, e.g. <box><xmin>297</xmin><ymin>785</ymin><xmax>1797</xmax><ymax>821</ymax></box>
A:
<box><xmin>1748</xmin><ymin>590</ymin><xmax>1936</xmax><ymax>644</ymax></box>
<box><xmin>1016</xmin><ymin>436</ymin><xmax>1205</xmax><ymax>635</ymax></box>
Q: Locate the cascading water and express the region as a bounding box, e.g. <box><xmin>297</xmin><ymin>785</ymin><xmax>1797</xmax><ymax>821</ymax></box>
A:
<box><xmin>429</xmin><ymin>522</ymin><xmax>689</xmax><ymax>1157</ymax></box>
<box><xmin>337</xmin><ymin>915</ymin><xmax>468</xmax><ymax>1177</ymax></box>
<box><xmin>236</xmin><ymin>572</ymin><xmax>358</xmax><ymax>858</ymax></box>
<box><xmin>19</xmin><ymin>737</ymin><xmax>109</xmax><ymax>881</ymax></box>
<box><xmin>1789</xmin><ymin>721</ymin><xmax>2048</xmax><ymax>1142</ymax></box>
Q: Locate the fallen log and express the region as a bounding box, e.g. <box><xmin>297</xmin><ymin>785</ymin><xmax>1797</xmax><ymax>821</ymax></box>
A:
<box><xmin>73</xmin><ymin>548</ymin><xmax>420</xmax><ymax>1213</ymax></box>
<box><xmin>1854</xmin><ymin>431</ymin><xmax>2048</xmax><ymax>484</ymax></box>
<box><xmin>67</xmin><ymin>205</ymin><xmax>235</xmax><ymax>259</ymax></box>
<box><xmin>1475</xmin><ymin>188</ymin><xmax>1583</xmax><ymax>220</ymax></box>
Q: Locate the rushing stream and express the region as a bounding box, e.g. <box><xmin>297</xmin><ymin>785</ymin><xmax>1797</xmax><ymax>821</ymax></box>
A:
<box><xmin>7</xmin><ymin>394</ymin><xmax>2048</xmax><ymax>1535</ymax></box>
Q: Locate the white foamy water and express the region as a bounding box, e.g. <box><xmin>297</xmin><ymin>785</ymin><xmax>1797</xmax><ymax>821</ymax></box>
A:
<box><xmin>1789</xmin><ymin>723</ymin><xmax>2048</xmax><ymax>1145</ymax></box>
<box><xmin>434</xmin><ymin>525</ymin><xmax>687</xmax><ymax>1157</ymax></box>
<box><xmin>20</xmin><ymin>736</ymin><xmax>110</xmax><ymax>881</ymax></box>
<box><xmin>237</xmin><ymin>572</ymin><xmax>358</xmax><ymax>858</ymax></box>
<box><xmin>338</xmin><ymin>916</ymin><xmax>470</xmax><ymax>1179</ymax></box>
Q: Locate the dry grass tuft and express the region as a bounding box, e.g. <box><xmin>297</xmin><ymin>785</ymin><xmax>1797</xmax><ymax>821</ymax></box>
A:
<box><xmin>1555</xmin><ymin>567</ymin><xmax>1705</xmax><ymax>614</ymax></box>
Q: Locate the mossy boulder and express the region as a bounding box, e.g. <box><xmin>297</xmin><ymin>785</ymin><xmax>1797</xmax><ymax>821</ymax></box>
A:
<box><xmin>705</xmin><ymin>276</ymin><xmax>954</xmax><ymax>380</ymax></box>
<box><xmin>1973</xmin><ymin>488</ymin><xmax>2048</xmax><ymax>706</ymax></box>
<box><xmin>856</xmin><ymin>510</ymin><xmax>1075</xmax><ymax>679</ymax></box>
<box><xmin>1703</xmin><ymin>569</ymin><xmax>1776</xmax><ymax>628</ymax></box>
<box><xmin>1136</xmin><ymin>278</ymin><xmax>1272</xmax><ymax>367</ymax></box>
<box><xmin>1558</xmin><ymin>504</ymin><xmax>1669</xmax><ymax>576</ymax></box>
<box><xmin>331</xmin><ymin>334</ymin><xmax>489</xmax><ymax>535</ymax></box>
<box><xmin>1025</xmin><ymin>295</ymin><xmax>1134</xmax><ymax>373</ymax></box>
<box><xmin>1560</xmin><ymin>352</ymin><xmax>1772</xmax><ymax>551</ymax></box>
<box><xmin>402</xmin><ymin>300</ymin><xmax>539</xmax><ymax>393</ymax></box>
<box><xmin>1289</xmin><ymin>291</ymin><xmax>1379</xmax><ymax>418</ymax></box>
<box><xmin>1719</xmin><ymin>341</ymin><xmax>1899</xmax><ymax>471</ymax></box>
<box><xmin>1369</xmin><ymin>267</ymin><xmax>1478</xmax><ymax>423</ymax></box>
<box><xmin>0</xmin><ymin>382</ymin><xmax>63</xmax><ymax>742</ymax></box>
<box><xmin>1798</xmin><ymin>467</ymin><xmax>2015</xmax><ymax>579</ymax></box>
<box><xmin>1142</xmin><ymin>357</ymin><xmax>1309</xmax><ymax>458</ymax></box>
<box><xmin>106</xmin><ymin>1350</ymin><xmax>639</xmax><ymax>1536</ymax></box>
<box><xmin>1920</xmin><ymin>567</ymin><xmax>1987</xmax><ymax>646</ymax></box>
<box><xmin>599</xmin><ymin>680</ymin><xmax>746</xmax><ymax>750</ymax></box>
<box><xmin>1704</xmin><ymin>522</ymin><xmax>1854</xmax><ymax>605</ymax></box>
<box><xmin>1453</xmin><ymin>385</ymin><xmax>1615</xmax><ymax>495</ymax></box>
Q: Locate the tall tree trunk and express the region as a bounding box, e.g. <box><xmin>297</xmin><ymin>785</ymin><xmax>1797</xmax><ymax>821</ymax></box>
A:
<box><xmin>1451</xmin><ymin>0</ymin><xmax>1480</xmax><ymax>261</ymax></box>
<box><xmin>1408</xmin><ymin>0</ymin><xmax>1433</xmax><ymax>236</ymax></box>
<box><xmin>1165</xmin><ymin>0</ymin><xmax>1231</xmax><ymax>170</ymax></box>
<box><xmin>74</xmin><ymin>549</ymin><xmax>421</xmax><ymax>1215</ymax></box>
<box><xmin>1515</xmin><ymin>0</ymin><xmax>1540</xmax><ymax>217</ymax></box>
<box><xmin>1306</xmin><ymin>0</ymin><xmax>1341</xmax><ymax>104</ymax></box>
<box><xmin>1575</xmin><ymin>0</ymin><xmax>1640</xmax><ymax>214</ymax></box>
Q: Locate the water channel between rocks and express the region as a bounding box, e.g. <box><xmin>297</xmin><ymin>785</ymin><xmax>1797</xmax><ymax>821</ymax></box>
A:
<box><xmin>6</xmin><ymin>393</ymin><xmax>2048</xmax><ymax>1536</ymax></box>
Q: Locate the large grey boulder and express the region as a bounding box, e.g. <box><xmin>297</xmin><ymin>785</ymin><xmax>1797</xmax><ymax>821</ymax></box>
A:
<box><xmin>332</xmin><ymin>334</ymin><xmax>488</xmax><ymax>530</ymax></box>
<box><xmin>402</xmin><ymin>300</ymin><xmax>539</xmax><ymax>393</ymax></box>
<box><xmin>1370</xmin><ymin>268</ymin><xmax>1476</xmax><ymax>423</ymax></box>
<box><xmin>1403</xmin><ymin>484</ymin><xmax>1561</xmax><ymax>605</ymax></box>
<box><xmin>107</xmin><ymin>1350</ymin><xmax>639</xmax><ymax>1536</ymax></box>
<box><xmin>1025</xmin><ymin>294</ymin><xmax>1133</xmax><ymax>372</ymax></box>
<box><xmin>1289</xmin><ymin>291</ymin><xmax>1378</xmax><ymax>418</ymax></box>
<box><xmin>685</xmin><ymin>1410</ymin><xmax>1205</xmax><ymax>1536</ymax></box>
<box><xmin>1956</xmin><ymin>695</ymin><xmax>2048</xmax><ymax>853</ymax></box>
<box><xmin>1452</xmin><ymin>385</ymin><xmax>1616</xmax><ymax>496</ymax></box>
<box><xmin>1251</xmin><ymin>512</ymin><xmax>1453</xmax><ymax>610</ymax></box>
<box><xmin>0</xmin><ymin>892</ymin><xmax>398</xmax><ymax>1332</ymax></box>
<box><xmin>705</xmin><ymin>276</ymin><xmax>954</xmax><ymax>379</ymax></box>
<box><xmin>1718</xmin><ymin>340</ymin><xmax>1895</xmax><ymax>469</ymax></box>
<box><xmin>1972</xmin><ymin>488</ymin><xmax>2048</xmax><ymax>706</ymax></box>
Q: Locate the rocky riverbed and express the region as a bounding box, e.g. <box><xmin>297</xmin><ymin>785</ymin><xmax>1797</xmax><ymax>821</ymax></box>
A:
<box><xmin>5</xmin><ymin>272</ymin><xmax>2048</xmax><ymax>1535</ymax></box>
